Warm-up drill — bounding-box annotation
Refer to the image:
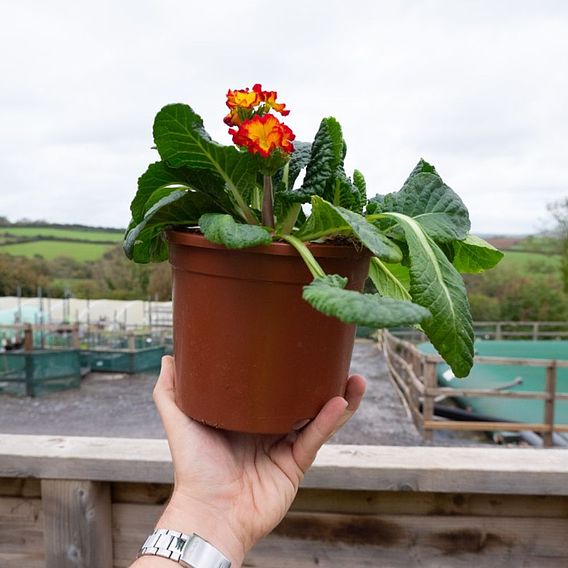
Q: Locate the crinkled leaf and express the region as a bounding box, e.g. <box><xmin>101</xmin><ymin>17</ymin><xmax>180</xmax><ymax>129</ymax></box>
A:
<box><xmin>404</xmin><ymin>158</ymin><xmax>439</xmax><ymax>181</ymax></box>
<box><xmin>199</xmin><ymin>213</ymin><xmax>272</xmax><ymax>249</ymax></box>
<box><xmin>331</xmin><ymin>171</ymin><xmax>364</xmax><ymax>214</ymax></box>
<box><xmin>453</xmin><ymin>234</ymin><xmax>504</xmax><ymax>273</ymax></box>
<box><xmin>153</xmin><ymin>104</ymin><xmax>257</xmax><ymax>223</ymax></box>
<box><xmin>368</xmin><ymin>162</ymin><xmax>470</xmax><ymax>242</ymax></box>
<box><xmin>303</xmin><ymin>275</ymin><xmax>430</xmax><ymax>328</ymax></box>
<box><xmin>295</xmin><ymin>196</ymin><xmax>352</xmax><ymax>241</ymax></box>
<box><xmin>132</xmin><ymin>162</ymin><xmax>185</xmax><ymax>224</ymax></box>
<box><xmin>353</xmin><ymin>169</ymin><xmax>367</xmax><ymax>203</ymax></box>
<box><xmin>273</xmin><ymin>142</ymin><xmax>312</xmax><ymax>228</ymax></box>
<box><xmin>289</xmin><ymin>117</ymin><xmax>344</xmax><ymax>203</ymax></box>
<box><xmin>333</xmin><ymin>204</ymin><xmax>402</xmax><ymax>262</ymax></box>
<box><xmin>297</xmin><ymin>197</ymin><xmax>402</xmax><ymax>262</ymax></box>
<box><xmin>383</xmin><ymin>212</ymin><xmax>474</xmax><ymax>377</ymax></box>
<box><xmin>132</xmin><ymin>162</ymin><xmax>235</xmax><ymax>227</ymax></box>
<box><xmin>274</xmin><ymin>141</ymin><xmax>312</xmax><ymax>190</ymax></box>
<box><xmin>368</xmin><ymin>258</ymin><xmax>411</xmax><ymax>301</ymax></box>
<box><xmin>124</xmin><ymin>188</ymin><xmax>221</xmax><ymax>263</ymax></box>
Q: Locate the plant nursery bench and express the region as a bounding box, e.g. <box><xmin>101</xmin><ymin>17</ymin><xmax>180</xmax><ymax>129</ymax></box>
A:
<box><xmin>0</xmin><ymin>435</ymin><xmax>567</xmax><ymax>567</ymax></box>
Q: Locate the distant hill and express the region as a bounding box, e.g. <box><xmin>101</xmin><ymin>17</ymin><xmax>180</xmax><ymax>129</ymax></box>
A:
<box><xmin>0</xmin><ymin>221</ymin><xmax>124</xmax><ymax>262</ymax></box>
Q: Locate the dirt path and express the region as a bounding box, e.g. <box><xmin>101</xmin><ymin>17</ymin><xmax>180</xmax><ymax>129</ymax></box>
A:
<box><xmin>0</xmin><ymin>340</ymin><xmax>423</xmax><ymax>445</ymax></box>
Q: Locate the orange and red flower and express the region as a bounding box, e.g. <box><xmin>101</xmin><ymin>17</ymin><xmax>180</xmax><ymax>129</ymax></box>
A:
<box><xmin>224</xmin><ymin>84</ymin><xmax>290</xmax><ymax>127</ymax></box>
<box><xmin>226</xmin><ymin>86</ymin><xmax>261</xmax><ymax>110</ymax></box>
<box><xmin>225</xmin><ymin>84</ymin><xmax>294</xmax><ymax>157</ymax></box>
<box><xmin>229</xmin><ymin>114</ymin><xmax>295</xmax><ymax>158</ymax></box>
<box><xmin>253</xmin><ymin>84</ymin><xmax>290</xmax><ymax>116</ymax></box>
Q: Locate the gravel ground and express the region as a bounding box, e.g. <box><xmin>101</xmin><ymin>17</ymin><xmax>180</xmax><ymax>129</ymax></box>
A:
<box><xmin>0</xmin><ymin>340</ymin><xmax>481</xmax><ymax>445</ymax></box>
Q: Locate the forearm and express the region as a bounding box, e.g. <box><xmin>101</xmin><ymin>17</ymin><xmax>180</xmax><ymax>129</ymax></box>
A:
<box><xmin>130</xmin><ymin>492</ymin><xmax>246</xmax><ymax>568</ymax></box>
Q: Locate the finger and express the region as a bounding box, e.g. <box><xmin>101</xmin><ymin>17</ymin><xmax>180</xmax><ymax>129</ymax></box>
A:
<box><xmin>345</xmin><ymin>374</ymin><xmax>366</xmax><ymax>412</ymax></box>
<box><xmin>292</xmin><ymin>375</ymin><xmax>367</xmax><ymax>473</ymax></box>
<box><xmin>153</xmin><ymin>356</ymin><xmax>187</xmax><ymax>434</ymax></box>
<box><xmin>292</xmin><ymin>396</ymin><xmax>348</xmax><ymax>473</ymax></box>
<box><xmin>330</xmin><ymin>374</ymin><xmax>366</xmax><ymax>435</ymax></box>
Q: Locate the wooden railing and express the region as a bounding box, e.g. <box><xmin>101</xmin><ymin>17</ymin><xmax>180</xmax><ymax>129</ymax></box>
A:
<box><xmin>381</xmin><ymin>331</ymin><xmax>568</xmax><ymax>446</ymax></box>
<box><xmin>1</xmin><ymin>435</ymin><xmax>567</xmax><ymax>567</ymax></box>
<box><xmin>391</xmin><ymin>320</ymin><xmax>568</xmax><ymax>342</ymax></box>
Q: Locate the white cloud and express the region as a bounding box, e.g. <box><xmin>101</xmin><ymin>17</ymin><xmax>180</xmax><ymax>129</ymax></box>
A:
<box><xmin>0</xmin><ymin>0</ymin><xmax>567</xmax><ymax>233</ymax></box>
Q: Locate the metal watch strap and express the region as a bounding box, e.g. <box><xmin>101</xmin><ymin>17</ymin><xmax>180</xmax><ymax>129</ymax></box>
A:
<box><xmin>137</xmin><ymin>528</ymin><xmax>231</xmax><ymax>568</ymax></box>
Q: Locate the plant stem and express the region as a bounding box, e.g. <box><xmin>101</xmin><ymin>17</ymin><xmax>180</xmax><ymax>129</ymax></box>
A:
<box><xmin>282</xmin><ymin>235</ymin><xmax>326</xmax><ymax>279</ymax></box>
<box><xmin>262</xmin><ymin>175</ymin><xmax>275</xmax><ymax>228</ymax></box>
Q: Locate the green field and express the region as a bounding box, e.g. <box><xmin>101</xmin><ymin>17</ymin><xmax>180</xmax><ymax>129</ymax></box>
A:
<box><xmin>0</xmin><ymin>227</ymin><xmax>123</xmax><ymax>242</ymax></box>
<box><xmin>0</xmin><ymin>240</ymin><xmax>115</xmax><ymax>261</ymax></box>
<box><xmin>501</xmin><ymin>250</ymin><xmax>561</xmax><ymax>272</ymax></box>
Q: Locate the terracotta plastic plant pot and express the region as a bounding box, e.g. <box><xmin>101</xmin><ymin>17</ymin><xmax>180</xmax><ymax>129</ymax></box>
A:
<box><xmin>167</xmin><ymin>230</ymin><xmax>371</xmax><ymax>434</ymax></box>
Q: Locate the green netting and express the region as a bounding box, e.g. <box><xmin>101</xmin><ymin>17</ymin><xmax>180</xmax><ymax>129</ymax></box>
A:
<box><xmin>418</xmin><ymin>340</ymin><xmax>568</xmax><ymax>424</ymax></box>
<box><xmin>82</xmin><ymin>346</ymin><xmax>165</xmax><ymax>374</ymax></box>
<box><xmin>0</xmin><ymin>350</ymin><xmax>81</xmax><ymax>397</ymax></box>
<box><xmin>81</xmin><ymin>332</ymin><xmax>166</xmax><ymax>351</ymax></box>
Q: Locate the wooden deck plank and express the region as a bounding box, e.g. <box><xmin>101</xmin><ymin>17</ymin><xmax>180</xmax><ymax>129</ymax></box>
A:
<box><xmin>42</xmin><ymin>480</ymin><xmax>113</xmax><ymax>568</ymax></box>
<box><xmin>111</xmin><ymin>505</ymin><xmax>568</xmax><ymax>567</ymax></box>
<box><xmin>1</xmin><ymin>435</ymin><xmax>567</xmax><ymax>495</ymax></box>
<box><xmin>0</xmin><ymin>497</ymin><xmax>44</xmax><ymax>567</ymax></box>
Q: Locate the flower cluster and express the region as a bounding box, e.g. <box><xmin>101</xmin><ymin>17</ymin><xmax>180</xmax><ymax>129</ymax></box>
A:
<box><xmin>225</xmin><ymin>84</ymin><xmax>295</xmax><ymax>158</ymax></box>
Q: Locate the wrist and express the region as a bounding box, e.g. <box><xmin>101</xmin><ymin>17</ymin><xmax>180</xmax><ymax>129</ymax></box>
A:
<box><xmin>156</xmin><ymin>490</ymin><xmax>246</xmax><ymax>567</ymax></box>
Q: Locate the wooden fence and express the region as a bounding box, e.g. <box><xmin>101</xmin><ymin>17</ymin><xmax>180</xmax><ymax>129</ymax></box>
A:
<box><xmin>381</xmin><ymin>331</ymin><xmax>568</xmax><ymax>447</ymax></box>
<box><xmin>392</xmin><ymin>320</ymin><xmax>568</xmax><ymax>342</ymax></box>
<box><xmin>1</xmin><ymin>434</ymin><xmax>567</xmax><ymax>567</ymax></box>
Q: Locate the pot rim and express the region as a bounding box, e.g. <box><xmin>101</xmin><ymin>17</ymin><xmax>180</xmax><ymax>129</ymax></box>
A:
<box><xmin>166</xmin><ymin>228</ymin><xmax>369</xmax><ymax>259</ymax></box>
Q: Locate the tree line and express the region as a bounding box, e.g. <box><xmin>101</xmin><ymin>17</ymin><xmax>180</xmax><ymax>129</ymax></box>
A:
<box><xmin>0</xmin><ymin>246</ymin><xmax>171</xmax><ymax>301</ymax></box>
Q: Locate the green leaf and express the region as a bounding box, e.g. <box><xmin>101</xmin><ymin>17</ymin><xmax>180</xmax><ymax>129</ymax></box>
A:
<box><xmin>290</xmin><ymin>117</ymin><xmax>344</xmax><ymax>202</ymax></box>
<box><xmin>368</xmin><ymin>258</ymin><xmax>412</xmax><ymax>301</ymax></box>
<box><xmin>382</xmin><ymin>212</ymin><xmax>474</xmax><ymax>377</ymax></box>
<box><xmin>333</xmin><ymin>205</ymin><xmax>402</xmax><ymax>262</ymax></box>
<box><xmin>273</xmin><ymin>142</ymin><xmax>312</xmax><ymax>230</ymax></box>
<box><xmin>353</xmin><ymin>169</ymin><xmax>367</xmax><ymax>203</ymax></box>
<box><xmin>296</xmin><ymin>197</ymin><xmax>402</xmax><ymax>262</ymax></box>
<box><xmin>303</xmin><ymin>275</ymin><xmax>430</xmax><ymax>328</ymax></box>
<box><xmin>405</xmin><ymin>158</ymin><xmax>439</xmax><ymax>180</ymax></box>
<box><xmin>132</xmin><ymin>162</ymin><xmax>185</xmax><ymax>224</ymax></box>
<box><xmin>199</xmin><ymin>213</ymin><xmax>272</xmax><ymax>249</ymax></box>
<box><xmin>153</xmin><ymin>104</ymin><xmax>258</xmax><ymax>223</ymax></box>
<box><xmin>332</xmin><ymin>172</ymin><xmax>364</xmax><ymax>214</ymax></box>
<box><xmin>132</xmin><ymin>162</ymin><xmax>236</xmax><ymax>226</ymax></box>
<box><xmin>368</xmin><ymin>162</ymin><xmax>470</xmax><ymax>242</ymax></box>
<box><xmin>124</xmin><ymin>187</ymin><xmax>221</xmax><ymax>263</ymax></box>
<box><xmin>274</xmin><ymin>141</ymin><xmax>311</xmax><ymax>190</ymax></box>
<box><xmin>452</xmin><ymin>235</ymin><xmax>504</xmax><ymax>273</ymax></box>
<box><xmin>295</xmin><ymin>196</ymin><xmax>352</xmax><ymax>241</ymax></box>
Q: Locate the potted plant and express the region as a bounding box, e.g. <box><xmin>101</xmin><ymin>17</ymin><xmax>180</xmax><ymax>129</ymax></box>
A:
<box><xmin>124</xmin><ymin>84</ymin><xmax>503</xmax><ymax>433</ymax></box>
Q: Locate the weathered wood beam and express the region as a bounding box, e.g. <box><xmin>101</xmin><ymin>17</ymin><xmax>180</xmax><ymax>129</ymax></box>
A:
<box><xmin>1</xmin><ymin>435</ymin><xmax>567</xmax><ymax>495</ymax></box>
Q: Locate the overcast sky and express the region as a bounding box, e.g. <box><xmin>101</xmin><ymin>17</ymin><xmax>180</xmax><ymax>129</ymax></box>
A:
<box><xmin>1</xmin><ymin>0</ymin><xmax>567</xmax><ymax>234</ymax></box>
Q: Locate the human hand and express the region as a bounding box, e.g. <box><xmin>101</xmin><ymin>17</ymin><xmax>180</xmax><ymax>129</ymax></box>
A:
<box><xmin>133</xmin><ymin>355</ymin><xmax>366</xmax><ymax>567</ymax></box>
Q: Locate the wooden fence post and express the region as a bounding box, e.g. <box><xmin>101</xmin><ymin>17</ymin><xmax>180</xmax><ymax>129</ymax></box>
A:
<box><xmin>543</xmin><ymin>362</ymin><xmax>558</xmax><ymax>448</ymax></box>
<box><xmin>23</xmin><ymin>325</ymin><xmax>33</xmax><ymax>352</ymax></box>
<box><xmin>422</xmin><ymin>360</ymin><xmax>437</xmax><ymax>442</ymax></box>
<box><xmin>127</xmin><ymin>333</ymin><xmax>136</xmax><ymax>351</ymax></box>
<box><xmin>42</xmin><ymin>479</ymin><xmax>113</xmax><ymax>568</ymax></box>
<box><xmin>495</xmin><ymin>322</ymin><xmax>502</xmax><ymax>340</ymax></box>
<box><xmin>72</xmin><ymin>325</ymin><xmax>81</xmax><ymax>349</ymax></box>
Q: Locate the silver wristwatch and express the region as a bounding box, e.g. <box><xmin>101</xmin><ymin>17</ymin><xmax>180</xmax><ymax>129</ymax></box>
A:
<box><xmin>138</xmin><ymin>528</ymin><xmax>231</xmax><ymax>567</ymax></box>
